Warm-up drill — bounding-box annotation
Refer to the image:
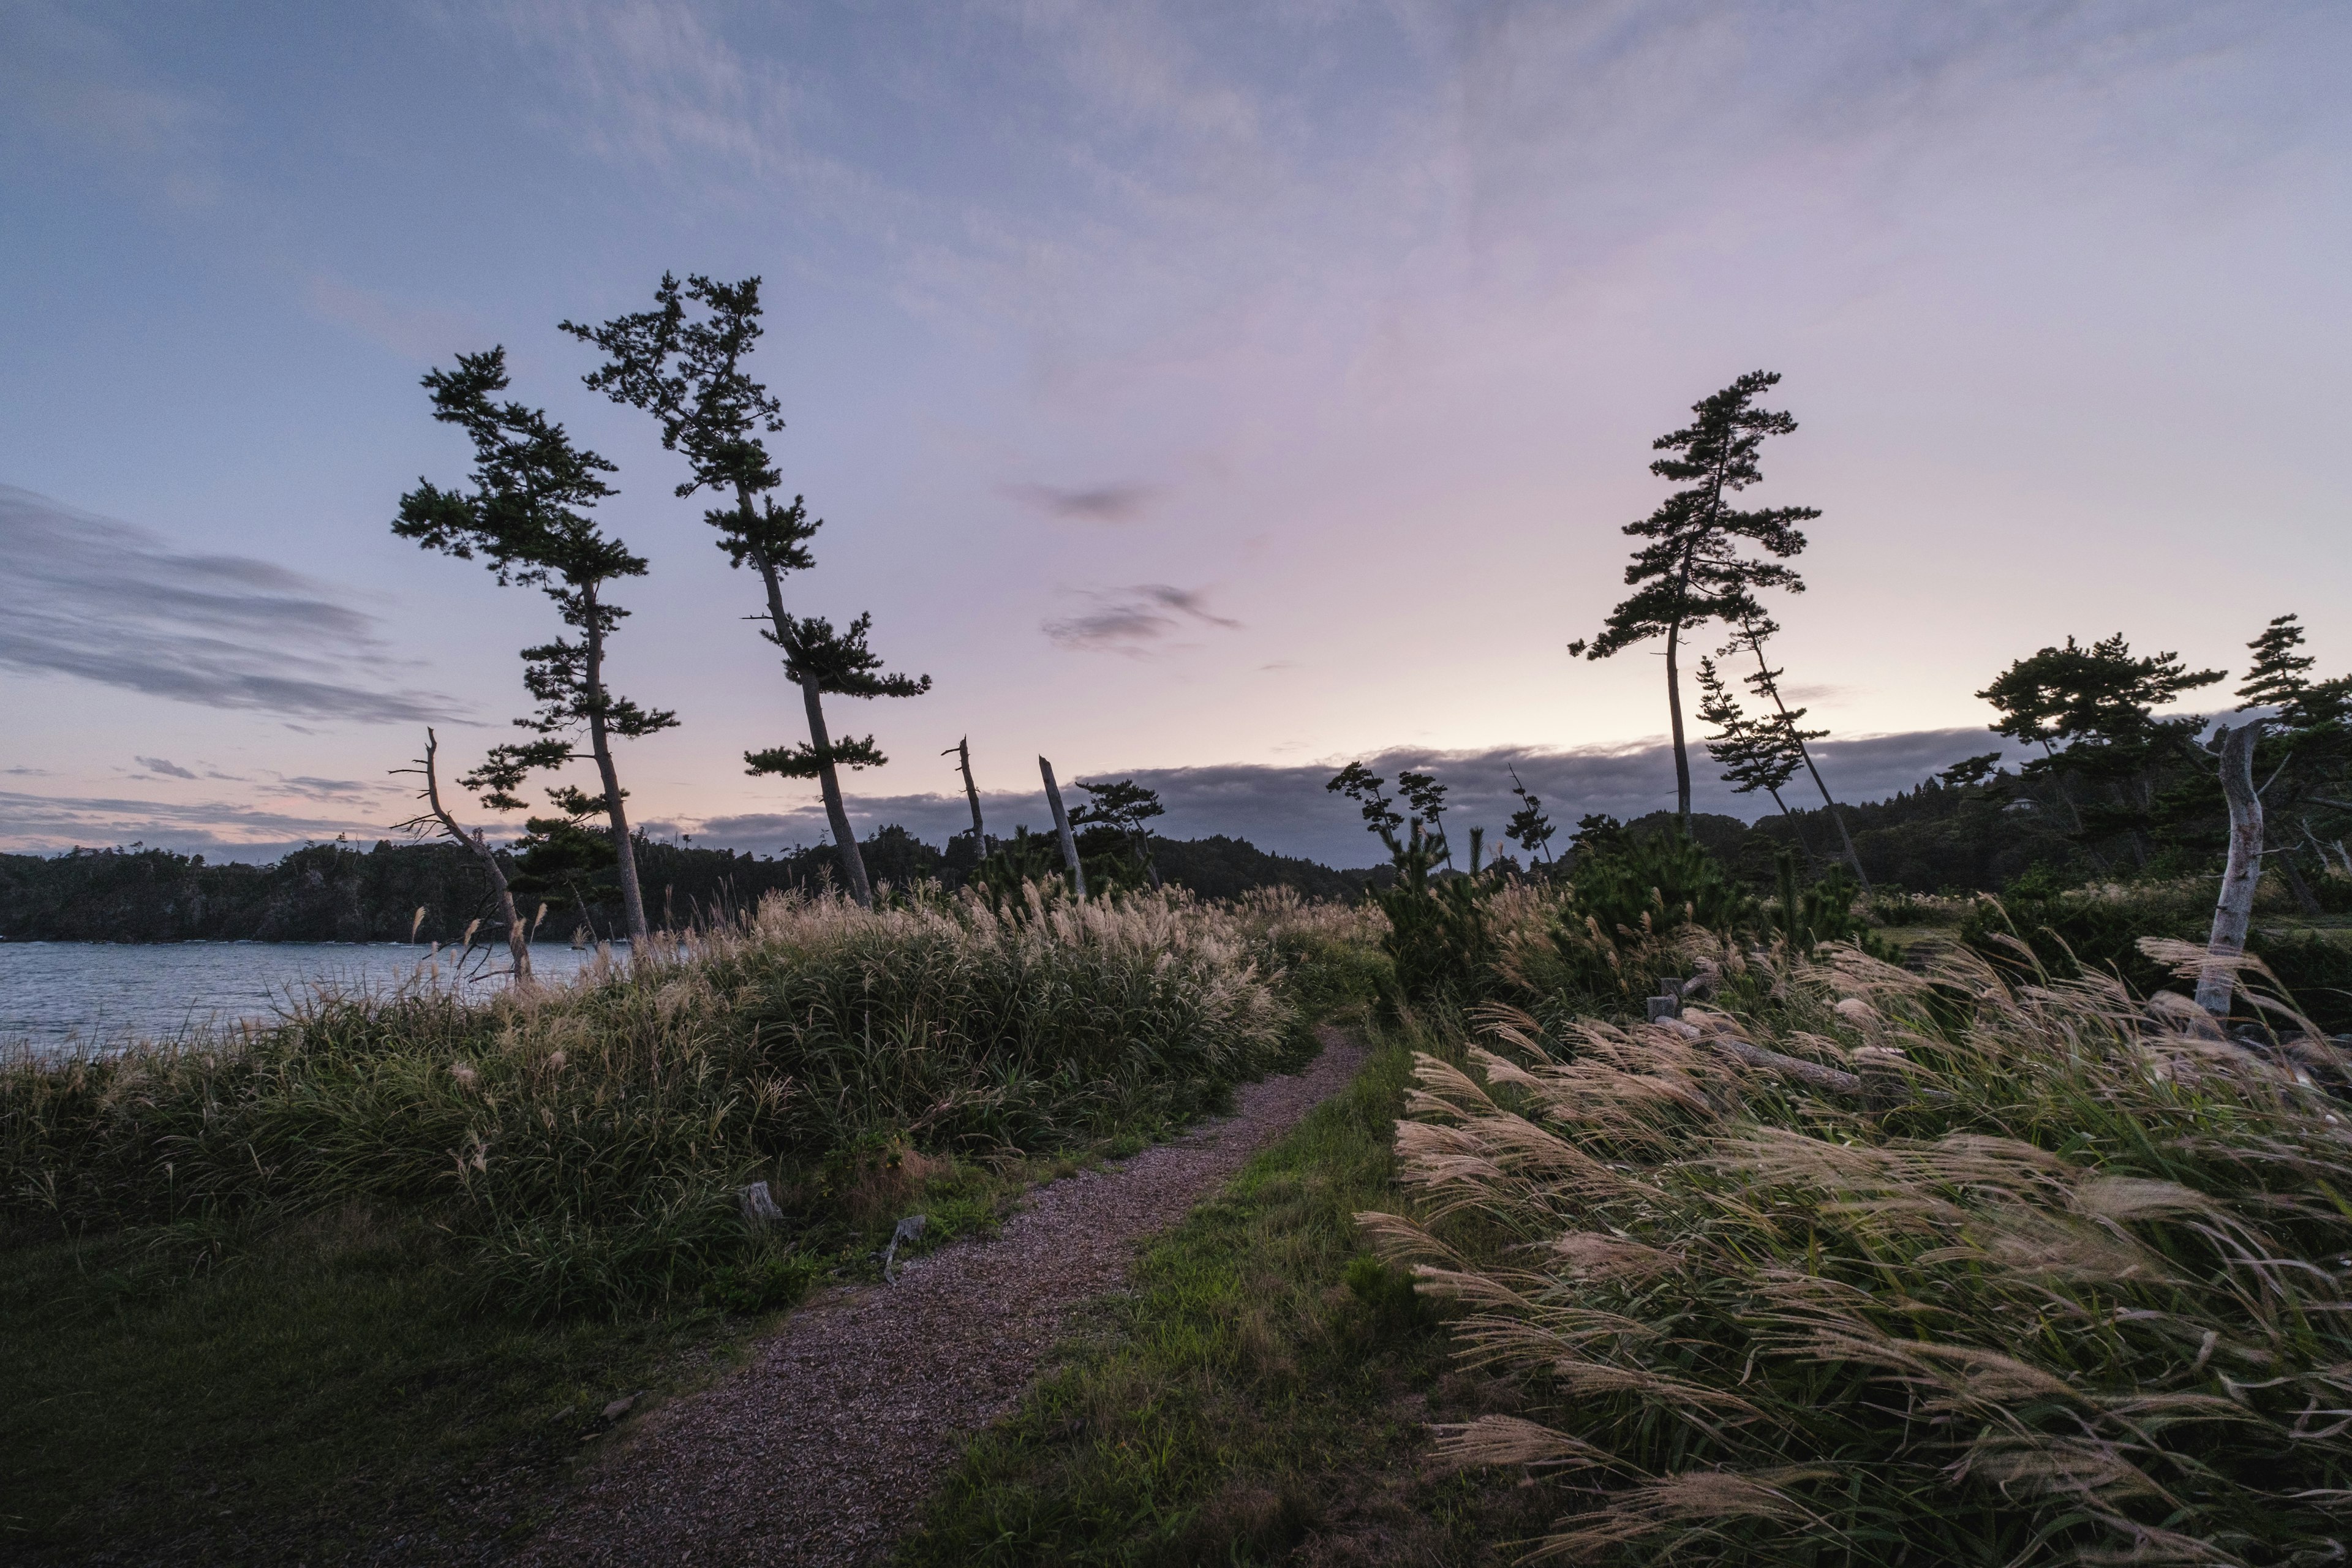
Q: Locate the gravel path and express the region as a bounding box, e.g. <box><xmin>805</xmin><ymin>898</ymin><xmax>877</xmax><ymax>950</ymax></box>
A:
<box><xmin>511</xmin><ymin>1028</ymin><xmax>1367</xmax><ymax>1568</ymax></box>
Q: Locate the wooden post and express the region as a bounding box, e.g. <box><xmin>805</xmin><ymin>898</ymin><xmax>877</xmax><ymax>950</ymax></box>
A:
<box><xmin>1039</xmin><ymin>756</ymin><xmax>1087</xmax><ymax>899</ymax></box>
<box><xmin>946</xmin><ymin>737</ymin><xmax>984</xmax><ymax>845</ymax></box>
<box><xmin>2197</xmin><ymin>722</ymin><xmax>2264</xmax><ymax>1017</ymax></box>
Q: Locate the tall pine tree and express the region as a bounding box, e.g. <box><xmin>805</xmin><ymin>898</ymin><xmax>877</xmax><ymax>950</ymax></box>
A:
<box><xmin>1569</xmin><ymin>371</ymin><xmax>1815</xmax><ymax>830</ymax></box>
<box><xmin>395</xmin><ymin>347</ymin><xmax>674</xmax><ymax>944</ymax></box>
<box><xmin>562</xmin><ymin>274</ymin><xmax>927</xmax><ymax>908</ymax></box>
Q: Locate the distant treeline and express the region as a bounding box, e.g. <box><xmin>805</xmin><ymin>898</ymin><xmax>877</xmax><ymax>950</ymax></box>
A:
<box><xmin>0</xmin><ymin>830</ymin><xmax>1387</xmax><ymax>944</ymax></box>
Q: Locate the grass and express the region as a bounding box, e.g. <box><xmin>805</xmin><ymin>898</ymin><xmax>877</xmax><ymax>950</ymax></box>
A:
<box><xmin>895</xmin><ymin>1012</ymin><xmax>1548</xmax><ymax>1568</ymax></box>
<box><xmin>1370</xmin><ymin>936</ymin><xmax>2352</xmax><ymax>1565</ymax></box>
<box><xmin>0</xmin><ymin>886</ymin><xmax>1385</xmax><ymax>1564</ymax></box>
<box><xmin>0</xmin><ymin>1208</ymin><xmax>734</xmax><ymax>1563</ymax></box>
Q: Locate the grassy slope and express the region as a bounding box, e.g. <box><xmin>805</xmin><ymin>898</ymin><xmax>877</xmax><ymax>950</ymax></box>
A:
<box><xmin>895</xmin><ymin>1021</ymin><xmax>1542</xmax><ymax>1568</ymax></box>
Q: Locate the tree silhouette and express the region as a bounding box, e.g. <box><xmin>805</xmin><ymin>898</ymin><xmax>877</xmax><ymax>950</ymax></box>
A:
<box><xmin>1504</xmin><ymin>766</ymin><xmax>1557</xmax><ymax>867</ymax></box>
<box><xmin>394</xmin><ymin>347</ymin><xmax>674</xmax><ymax>943</ymax></box>
<box><xmin>563</xmin><ymin>273</ymin><xmax>927</xmax><ymax>908</ymax></box>
<box><xmin>1569</xmin><ymin>371</ymin><xmax>1815</xmax><ymax>831</ymax></box>
<box><xmin>1072</xmin><ymin>778</ymin><xmax>1167</xmax><ymax>888</ymax></box>
<box><xmin>1327</xmin><ymin>763</ymin><xmax>1404</xmax><ymax>848</ymax></box>
<box><xmin>1721</xmin><ymin>613</ymin><xmax>1869</xmax><ymax>889</ymax></box>
<box><xmin>1978</xmin><ymin>633</ymin><xmax>2224</xmax><ymax>872</ymax></box>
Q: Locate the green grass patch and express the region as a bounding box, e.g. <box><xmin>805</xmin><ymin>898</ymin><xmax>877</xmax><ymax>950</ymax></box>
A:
<box><xmin>0</xmin><ymin>1208</ymin><xmax>734</xmax><ymax>1564</ymax></box>
<box><xmin>895</xmin><ymin>1019</ymin><xmax>1543</xmax><ymax>1567</ymax></box>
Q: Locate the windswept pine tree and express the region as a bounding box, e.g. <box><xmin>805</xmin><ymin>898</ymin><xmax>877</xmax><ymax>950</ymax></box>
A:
<box><xmin>1695</xmin><ymin>655</ymin><xmax>1810</xmax><ymax>821</ymax></box>
<box><xmin>1570</xmin><ymin>371</ymin><xmax>1816</xmax><ymax>830</ymax></box>
<box><xmin>1071</xmin><ymin>778</ymin><xmax>1166</xmax><ymax>888</ymax></box>
<box><xmin>1504</xmin><ymin>766</ymin><xmax>1557</xmax><ymax>867</ymax></box>
<box><xmin>563</xmin><ymin>273</ymin><xmax>927</xmax><ymax>908</ymax></box>
<box><xmin>394</xmin><ymin>347</ymin><xmax>674</xmax><ymax>943</ymax></box>
<box><xmin>1978</xmin><ymin>632</ymin><xmax>2224</xmax><ymax>872</ymax></box>
<box><xmin>1719</xmin><ymin>613</ymin><xmax>1870</xmax><ymax>889</ymax></box>
<box><xmin>2232</xmin><ymin>612</ymin><xmax>2352</xmax><ymax>913</ymax></box>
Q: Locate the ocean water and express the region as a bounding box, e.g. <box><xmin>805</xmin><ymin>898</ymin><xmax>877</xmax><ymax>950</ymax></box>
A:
<box><xmin>0</xmin><ymin>940</ymin><xmax>623</xmax><ymax>1054</ymax></box>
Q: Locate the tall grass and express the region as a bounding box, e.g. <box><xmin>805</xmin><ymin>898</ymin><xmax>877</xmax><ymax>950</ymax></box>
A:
<box><xmin>5</xmin><ymin>887</ymin><xmax>1363</xmax><ymax>1314</ymax></box>
<box><xmin>1367</xmin><ymin>940</ymin><xmax>2352</xmax><ymax>1564</ymax></box>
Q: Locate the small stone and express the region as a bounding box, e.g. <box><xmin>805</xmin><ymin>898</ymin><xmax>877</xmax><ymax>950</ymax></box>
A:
<box><xmin>603</xmin><ymin>1393</ymin><xmax>637</xmax><ymax>1421</ymax></box>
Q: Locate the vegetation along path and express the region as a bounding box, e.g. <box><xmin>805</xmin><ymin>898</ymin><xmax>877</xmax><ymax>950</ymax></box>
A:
<box><xmin>514</xmin><ymin>1026</ymin><xmax>1369</xmax><ymax>1568</ymax></box>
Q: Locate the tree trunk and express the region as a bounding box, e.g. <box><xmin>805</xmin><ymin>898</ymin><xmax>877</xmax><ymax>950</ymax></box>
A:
<box><xmin>739</xmin><ymin>521</ymin><xmax>874</xmax><ymax>908</ymax></box>
<box><xmin>1039</xmin><ymin>757</ymin><xmax>1087</xmax><ymax>899</ymax></box>
<box><xmin>802</xmin><ymin>672</ymin><xmax>873</xmax><ymax>907</ymax></box>
<box><xmin>1740</xmin><ymin>620</ymin><xmax>1868</xmax><ymax>893</ymax></box>
<box><xmin>420</xmin><ymin>728</ymin><xmax>530</xmax><ymax>982</ymax></box>
<box><xmin>2196</xmin><ymin>722</ymin><xmax>2264</xmax><ymax>1017</ymax></box>
<box><xmin>952</xmin><ymin>736</ymin><xmax>984</xmax><ymax>843</ymax></box>
<box><xmin>1665</xmin><ymin>618</ymin><xmax>1692</xmax><ymax>831</ymax></box>
<box><xmin>582</xmin><ymin>598</ymin><xmax>650</xmax><ymax>944</ymax></box>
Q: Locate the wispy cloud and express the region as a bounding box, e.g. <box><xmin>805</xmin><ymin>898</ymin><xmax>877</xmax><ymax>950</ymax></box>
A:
<box><xmin>302</xmin><ymin>276</ymin><xmax>474</xmax><ymax>362</ymax></box>
<box><xmin>1004</xmin><ymin>480</ymin><xmax>1160</xmax><ymax>523</ymax></box>
<box><xmin>1044</xmin><ymin>582</ymin><xmax>1241</xmax><ymax>654</ymax></box>
<box><xmin>482</xmin><ymin>0</ymin><xmax>810</xmax><ymax>179</ymax></box>
<box><xmin>134</xmin><ymin>756</ymin><xmax>197</xmax><ymax>780</ymax></box>
<box><xmin>0</xmin><ymin>486</ymin><xmax>462</xmax><ymax>725</ymax></box>
<box><xmin>0</xmin><ymin>0</ymin><xmax>221</xmax><ymax>205</ymax></box>
<box><xmin>0</xmin><ymin>788</ymin><xmax>396</xmax><ymax>859</ymax></box>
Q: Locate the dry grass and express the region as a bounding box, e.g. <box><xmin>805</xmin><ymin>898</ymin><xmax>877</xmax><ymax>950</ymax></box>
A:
<box><xmin>4</xmin><ymin>885</ymin><xmax>1346</xmax><ymax>1313</ymax></box>
<box><xmin>1366</xmin><ymin>940</ymin><xmax>2352</xmax><ymax>1565</ymax></box>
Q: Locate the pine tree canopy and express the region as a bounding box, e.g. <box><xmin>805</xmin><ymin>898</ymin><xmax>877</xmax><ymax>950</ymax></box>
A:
<box><xmin>1569</xmin><ymin>370</ymin><xmax>1817</xmax><ymax>664</ymax></box>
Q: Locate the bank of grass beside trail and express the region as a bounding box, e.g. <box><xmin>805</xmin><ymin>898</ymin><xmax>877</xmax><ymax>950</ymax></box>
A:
<box><xmin>1370</xmin><ymin>937</ymin><xmax>2352</xmax><ymax>1566</ymax></box>
<box><xmin>897</xmin><ymin>1013</ymin><xmax>1548</xmax><ymax>1568</ymax></box>
<box><xmin>0</xmin><ymin>886</ymin><xmax>1385</xmax><ymax>1564</ymax></box>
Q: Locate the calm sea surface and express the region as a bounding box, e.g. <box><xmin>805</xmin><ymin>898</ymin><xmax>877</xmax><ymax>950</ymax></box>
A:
<box><xmin>0</xmin><ymin>941</ymin><xmax>623</xmax><ymax>1054</ymax></box>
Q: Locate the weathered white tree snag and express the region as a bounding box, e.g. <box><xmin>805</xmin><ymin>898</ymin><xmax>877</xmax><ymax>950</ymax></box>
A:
<box><xmin>2196</xmin><ymin>720</ymin><xmax>2266</xmax><ymax>1017</ymax></box>
<box><xmin>1039</xmin><ymin>757</ymin><xmax>1087</xmax><ymax>899</ymax></box>
<box><xmin>946</xmin><ymin>737</ymin><xmax>984</xmax><ymax>845</ymax></box>
<box><xmin>399</xmin><ymin>728</ymin><xmax>532</xmax><ymax>982</ymax></box>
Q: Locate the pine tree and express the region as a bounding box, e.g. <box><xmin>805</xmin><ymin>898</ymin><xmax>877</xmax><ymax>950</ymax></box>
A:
<box><xmin>1071</xmin><ymin>778</ymin><xmax>1166</xmax><ymax>888</ymax></box>
<box><xmin>394</xmin><ymin>347</ymin><xmax>674</xmax><ymax>944</ymax></box>
<box><xmin>1327</xmin><ymin>763</ymin><xmax>1404</xmax><ymax>848</ymax></box>
<box><xmin>1396</xmin><ymin>771</ymin><xmax>1452</xmax><ymax>865</ymax></box>
<box><xmin>2239</xmin><ymin>613</ymin><xmax>2318</xmax><ymax>721</ymax></box>
<box><xmin>1569</xmin><ymin>371</ymin><xmax>1816</xmax><ymax>830</ymax></box>
<box><xmin>563</xmin><ymin>274</ymin><xmax>927</xmax><ymax>908</ymax></box>
<box><xmin>1978</xmin><ymin>633</ymin><xmax>2225</xmax><ymax>871</ymax></box>
<box><xmin>1695</xmin><ymin>655</ymin><xmax>1806</xmax><ymax>813</ymax></box>
<box><xmin>1504</xmin><ymin>766</ymin><xmax>1557</xmax><ymax>866</ymax></box>
<box><xmin>1722</xmin><ymin>614</ymin><xmax>1869</xmax><ymax>890</ymax></box>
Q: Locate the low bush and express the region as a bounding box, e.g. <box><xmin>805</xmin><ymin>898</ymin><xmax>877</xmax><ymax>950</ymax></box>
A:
<box><xmin>1369</xmin><ymin>943</ymin><xmax>2352</xmax><ymax>1564</ymax></box>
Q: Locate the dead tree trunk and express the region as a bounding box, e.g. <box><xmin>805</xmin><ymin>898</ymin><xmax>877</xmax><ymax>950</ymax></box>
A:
<box><xmin>948</xmin><ymin>736</ymin><xmax>984</xmax><ymax>844</ymax></box>
<box><xmin>2196</xmin><ymin>721</ymin><xmax>2264</xmax><ymax>1017</ymax></box>
<box><xmin>1039</xmin><ymin>756</ymin><xmax>1087</xmax><ymax>899</ymax></box>
<box><xmin>403</xmin><ymin>728</ymin><xmax>531</xmax><ymax>982</ymax></box>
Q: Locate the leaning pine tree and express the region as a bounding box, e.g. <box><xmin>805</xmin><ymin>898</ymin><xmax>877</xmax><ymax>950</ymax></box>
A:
<box><xmin>395</xmin><ymin>347</ymin><xmax>675</xmax><ymax>944</ymax></box>
<box><xmin>564</xmin><ymin>274</ymin><xmax>926</xmax><ymax>907</ymax></box>
<box><xmin>1569</xmin><ymin>371</ymin><xmax>1815</xmax><ymax>831</ymax></box>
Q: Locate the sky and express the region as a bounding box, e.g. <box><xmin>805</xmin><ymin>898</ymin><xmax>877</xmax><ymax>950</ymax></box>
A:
<box><xmin>2</xmin><ymin>0</ymin><xmax>2347</xmax><ymax>870</ymax></box>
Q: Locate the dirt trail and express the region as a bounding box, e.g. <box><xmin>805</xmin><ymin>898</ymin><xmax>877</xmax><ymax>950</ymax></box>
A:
<box><xmin>511</xmin><ymin>1028</ymin><xmax>1367</xmax><ymax>1568</ymax></box>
